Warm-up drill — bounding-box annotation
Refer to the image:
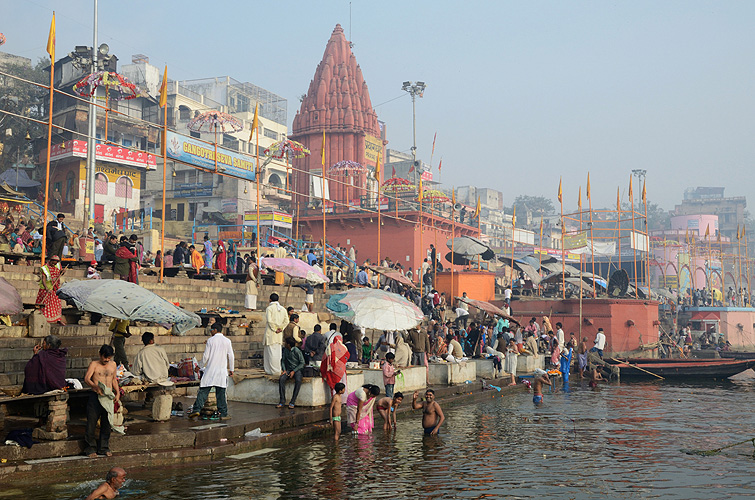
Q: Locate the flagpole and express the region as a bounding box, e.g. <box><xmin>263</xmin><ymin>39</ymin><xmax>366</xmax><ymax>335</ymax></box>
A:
<box><xmin>616</xmin><ymin>188</ymin><xmax>622</xmax><ymax>276</ymax></box>
<box><xmin>559</xmin><ymin>178</ymin><xmax>565</xmax><ymax>299</ymax></box>
<box><xmin>377</xmin><ymin>150</ymin><xmax>382</xmax><ymax>265</ymax></box>
<box><xmin>719</xmin><ymin>232</ymin><xmax>725</xmax><ymax>300</ymax></box>
<box><xmin>745</xmin><ymin>229</ymin><xmax>751</xmax><ymax>298</ymax></box>
<box><xmin>419</xmin><ymin>179</ymin><xmax>423</xmax><ymax>279</ymax></box>
<box><xmin>707</xmin><ymin>225</ymin><xmax>712</xmax><ymax>295</ymax></box>
<box><xmin>510</xmin><ymin>206</ymin><xmax>516</xmax><ymax>286</ymax></box>
<box><xmin>690</xmin><ymin>232</ymin><xmax>697</xmax><ymax>290</ymax></box>
<box><xmin>160</xmin><ymin>79</ymin><xmax>167</xmax><ymax>284</ymax></box>
<box><xmin>644</xmin><ymin>184</ymin><xmax>650</xmax><ymax>289</ymax></box>
<box><xmin>41</xmin><ymin>12</ymin><xmax>56</xmax><ymax>264</ymax></box>
<box><xmin>539</xmin><ymin>216</ymin><xmax>543</xmax><ymax>297</ymax></box>
<box><xmin>588</xmin><ymin>174</ymin><xmax>596</xmax><ymax>298</ymax></box>
<box><xmin>255</xmin><ymin>113</ymin><xmax>260</xmax><ymax>261</ymax></box>
<box><xmin>630</xmin><ymin>176</ymin><xmax>638</xmax><ymax>298</ymax></box>
<box><xmin>737</xmin><ymin>227</ymin><xmax>743</xmax><ymax>296</ymax></box>
<box><xmin>451</xmin><ymin>188</ymin><xmax>455</xmax><ymax>304</ymax></box>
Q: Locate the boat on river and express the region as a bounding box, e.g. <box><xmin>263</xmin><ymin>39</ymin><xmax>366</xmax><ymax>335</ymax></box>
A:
<box><xmin>607</xmin><ymin>357</ymin><xmax>755</xmax><ymax>379</ymax></box>
<box><xmin>719</xmin><ymin>351</ymin><xmax>755</xmax><ymax>360</ymax></box>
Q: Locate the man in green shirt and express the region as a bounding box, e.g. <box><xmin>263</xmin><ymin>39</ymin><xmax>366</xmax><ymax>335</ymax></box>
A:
<box><xmin>277</xmin><ymin>336</ymin><xmax>305</xmax><ymax>409</ymax></box>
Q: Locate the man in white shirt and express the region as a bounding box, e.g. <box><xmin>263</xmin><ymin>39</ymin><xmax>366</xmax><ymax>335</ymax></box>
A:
<box><xmin>189</xmin><ymin>322</ymin><xmax>234</xmax><ymax>420</ymax></box>
<box><xmin>132</xmin><ymin>332</ymin><xmax>170</xmax><ymax>384</ymax></box>
<box><xmin>504</xmin><ymin>286</ymin><xmax>512</xmax><ymax>301</ymax></box>
<box><xmin>555</xmin><ymin>322</ymin><xmax>565</xmax><ymax>351</ymax></box>
<box><xmin>454</xmin><ymin>307</ymin><xmax>469</xmax><ymax>329</ymax></box>
<box><xmin>591</xmin><ymin>327</ymin><xmax>606</xmax><ymax>358</ymax></box>
<box><xmin>264</xmin><ymin>293</ymin><xmax>289</xmax><ymax>375</ymax></box>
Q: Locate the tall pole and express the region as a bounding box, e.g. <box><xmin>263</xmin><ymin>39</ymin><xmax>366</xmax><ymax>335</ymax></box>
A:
<box><xmin>255</xmin><ymin>120</ymin><xmax>260</xmax><ymax>260</ymax></box>
<box><xmin>737</xmin><ymin>228</ymin><xmax>743</xmax><ymax>295</ymax></box>
<box><xmin>719</xmin><ymin>232</ymin><xmax>725</xmax><ymax>300</ymax></box>
<box><xmin>85</xmin><ymin>0</ymin><xmax>98</xmax><ymax>229</ymax></box>
<box><xmin>616</xmin><ymin>187</ymin><xmax>622</xmax><ymax>275</ymax></box>
<box><xmin>377</xmin><ymin>150</ymin><xmax>382</xmax><ymax>265</ymax></box>
<box><xmin>559</xmin><ymin>177</ymin><xmax>565</xmax><ymax>299</ymax></box>
<box><xmin>629</xmin><ymin>176</ymin><xmax>638</xmax><ymax>298</ymax></box>
<box><xmin>510</xmin><ymin>206</ymin><xmax>516</xmax><ymax>284</ymax></box>
<box><xmin>160</xmin><ymin>89</ymin><xmax>167</xmax><ymax>283</ymax></box>
<box><xmin>538</xmin><ymin>216</ymin><xmax>543</xmax><ymax>296</ymax></box>
<box><xmin>451</xmin><ymin>190</ymin><xmax>455</xmax><ymax>303</ymax></box>
<box><xmin>707</xmin><ymin>226</ymin><xmax>712</xmax><ymax>294</ymax></box>
<box><xmin>746</xmin><ymin>229</ymin><xmax>751</xmax><ymax>299</ymax></box>
<box><xmin>644</xmin><ymin>193</ymin><xmax>650</xmax><ymax>288</ymax></box>
<box><xmin>588</xmin><ymin>174</ymin><xmax>596</xmax><ymax>298</ymax></box>
<box><xmin>41</xmin><ymin>13</ymin><xmax>56</xmax><ymax>263</ymax></box>
<box><xmin>402</xmin><ymin>81</ymin><xmax>426</xmax><ymax>278</ymax></box>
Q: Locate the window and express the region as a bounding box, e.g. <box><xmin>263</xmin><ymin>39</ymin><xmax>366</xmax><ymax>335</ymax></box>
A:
<box><xmin>65</xmin><ymin>172</ymin><xmax>75</xmax><ymax>202</ymax></box>
<box><xmin>263</xmin><ymin>128</ymin><xmax>277</xmax><ymax>140</ymax></box>
<box><xmin>176</xmin><ymin>203</ymin><xmax>185</xmax><ymax>221</ymax></box>
<box><xmin>95</xmin><ymin>173</ymin><xmax>108</xmax><ymax>195</ymax></box>
<box><xmin>190</xmin><ymin>130</ymin><xmax>201</xmax><ymax>139</ymax></box>
<box><xmin>115</xmin><ymin>176</ymin><xmax>133</xmax><ymax>199</ymax></box>
<box><xmin>179</xmin><ymin>105</ymin><xmax>191</xmax><ymax>120</ymax></box>
<box><xmin>268</xmin><ymin>173</ymin><xmax>282</xmax><ymax>188</ymax></box>
<box><xmin>122</xmin><ymin>138</ymin><xmax>132</xmax><ymax>147</ymax></box>
<box><xmin>188</xmin><ymin>202</ymin><xmax>197</xmax><ymax>221</ymax></box>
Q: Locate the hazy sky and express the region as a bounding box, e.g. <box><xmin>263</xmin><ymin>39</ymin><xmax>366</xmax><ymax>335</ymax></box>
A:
<box><xmin>3</xmin><ymin>0</ymin><xmax>755</xmax><ymax>211</ymax></box>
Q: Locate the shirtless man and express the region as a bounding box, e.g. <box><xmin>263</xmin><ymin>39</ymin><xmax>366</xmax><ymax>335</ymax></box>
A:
<box><xmin>376</xmin><ymin>392</ymin><xmax>404</xmax><ymax>430</ymax></box>
<box><xmin>589</xmin><ymin>364</ymin><xmax>605</xmax><ymax>388</ymax></box>
<box><xmin>532</xmin><ymin>368</ymin><xmax>551</xmax><ymax>405</ymax></box>
<box><xmin>412</xmin><ymin>389</ymin><xmax>444</xmax><ymax>436</ymax></box>
<box><xmin>85</xmin><ymin>467</ymin><xmax>126</xmax><ymax>500</ymax></box>
<box><xmin>330</xmin><ymin>382</ymin><xmax>345</xmax><ymax>441</ymax></box>
<box><xmin>84</xmin><ymin>345</ymin><xmax>120</xmax><ymax>458</ymax></box>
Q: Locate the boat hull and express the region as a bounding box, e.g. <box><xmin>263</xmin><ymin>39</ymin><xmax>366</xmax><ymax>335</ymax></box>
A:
<box><xmin>607</xmin><ymin>358</ymin><xmax>755</xmax><ymax>379</ymax></box>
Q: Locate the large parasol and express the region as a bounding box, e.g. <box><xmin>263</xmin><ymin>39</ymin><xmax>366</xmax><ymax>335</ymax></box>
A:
<box><xmin>456</xmin><ymin>296</ymin><xmax>519</xmax><ymax>325</ymax></box>
<box><xmin>57</xmin><ymin>280</ymin><xmax>201</xmax><ymax>335</ymax></box>
<box><xmin>367</xmin><ymin>266</ymin><xmax>416</xmax><ymax>289</ymax></box>
<box><xmin>73</xmin><ymin>71</ymin><xmax>141</xmax><ymax>100</ymax></box>
<box><xmin>326</xmin><ymin>288</ymin><xmax>424</xmax><ymax>331</ymax></box>
<box><xmin>0</xmin><ymin>277</ymin><xmax>23</xmax><ymax>315</ymax></box>
<box><xmin>264</xmin><ymin>139</ymin><xmax>310</xmax><ymax>160</ymax></box>
<box><xmin>328</xmin><ymin>160</ymin><xmax>367</xmax><ymax>175</ymax></box>
<box><xmin>187</xmin><ymin>110</ymin><xmax>243</xmax><ymax>134</ymax></box>
<box><xmin>381</xmin><ymin>177</ymin><xmax>416</xmax><ymax>192</ymax></box>
<box><xmin>260</xmin><ymin>257</ymin><xmax>329</xmax><ymax>285</ymax></box>
<box><xmin>419</xmin><ymin>189</ymin><xmax>451</xmax><ymax>204</ymax></box>
<box><xmin>446</xmin><ymin>235</ymin><xmax>495</xmax><ymax>261</ymax></box>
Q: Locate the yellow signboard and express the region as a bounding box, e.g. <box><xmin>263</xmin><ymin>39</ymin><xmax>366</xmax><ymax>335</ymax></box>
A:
<box><xmin>364</xmin><ymin>135</ymin><xmax>382</xmax><ymax>165</ymax></box>
<box><xmin>563</xmin><ymin>231</ymin><xmax>588</xmax><ymax>250</ymax></box>
<box><xmin>78</xmin><ymin>161</ymin><xmax>142</xmax><ymax>183</ymax></box>
<box><xmin>243</xmin><ymin>212</ymin><xmax>292</xmax><ymax>224</ymax></box>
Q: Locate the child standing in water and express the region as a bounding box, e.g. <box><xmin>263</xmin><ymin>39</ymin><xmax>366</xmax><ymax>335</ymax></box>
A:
<box><xmin>330</xmin><ymin>382</ymin><xmax>346</xmax><ymax>441</ymax></box>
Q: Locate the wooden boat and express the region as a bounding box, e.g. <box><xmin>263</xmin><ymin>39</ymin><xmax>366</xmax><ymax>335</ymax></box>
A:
<box><xmin>606</xmin><ymin>357</ymin><xmax>755</xmax><ymax>379</ymax></box>
<box><xmin>719</xmin><ymin>351</ymin><xmax>755</xmax><ymax>360</ymax></box>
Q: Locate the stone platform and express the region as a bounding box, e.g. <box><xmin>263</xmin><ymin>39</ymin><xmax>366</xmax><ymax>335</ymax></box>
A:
<box><xmin>362</xmin><ymin>365</ymin><xmax>427</xmax><ymax>394</ymax></box>
<box><xmin>428</xmin><ymin>362</ymin><xmax>476</xmax><ymax>385</ymax></box>
<box><xmin>223</xmin><ymin>369</ymin><xmax>364</xmax><ymax>407</ymax></box>
<box><xmin>471</xmin><ymin>358</ymin><xmax>498</xmax><ymax>379</ymax></box>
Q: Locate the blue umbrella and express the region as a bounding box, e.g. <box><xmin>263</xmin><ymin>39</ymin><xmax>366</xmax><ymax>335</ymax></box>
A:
<box><xmin>57</xmin><ymin>279</ymin><xmax>201</xmax><ymax>334</ymax></box>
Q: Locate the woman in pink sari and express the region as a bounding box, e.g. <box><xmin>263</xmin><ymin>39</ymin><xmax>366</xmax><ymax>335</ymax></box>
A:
<box><xmin>346</xmin><ymin>384</ymin><xmax>380</xmax><ymax>434</ymax></box>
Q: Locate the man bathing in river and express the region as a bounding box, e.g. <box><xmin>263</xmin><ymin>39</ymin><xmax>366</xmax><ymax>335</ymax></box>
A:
<box><xmin>412</xmin><ymin>389</ymin><xmax>444</xmax><ymax>435</ymax></box>
<box><xmin>84</xmin><ymin>345</ymin><xmax>120</xmax><ymax>457</ymax></box>
<box><xmin>85</xmin><ymin>467</ymin><xmax>126</xmax><ymax>499</ymax></box>
<box><xmin>532</xmin><ymin>368</ymin><xmax>551</xmax><ymax>405</ymax></box>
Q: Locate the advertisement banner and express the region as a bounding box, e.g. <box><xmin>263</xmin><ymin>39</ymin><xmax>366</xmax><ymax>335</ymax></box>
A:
<box><xmin>364</xmin><ymin>135</ymin><xmax>382</xmax><ymax>165</ymax></box>
<box><xmin>46</xmin><ymin>140</ymin><xmax>156</xmax><ymax>170</ymax></box>
<box><xmin>166</xmin><ymin>131</ymin><xmax>255</xmax><ymax>181</ymax></box>
<box><xmin>563</xmin><ymin>231</ymin><xmax>588</xmax><ymax>250</ymax></box>
<box><xmin>243</xmin><ymin>211</ymin><xmax>292</xmax><ymax>228</ymax></box>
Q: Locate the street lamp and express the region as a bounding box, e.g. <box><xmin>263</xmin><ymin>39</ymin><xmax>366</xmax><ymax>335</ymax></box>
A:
<box><xmin>401</xmin><ymin>81</ymin><xmax>426</xmax><ymax>186</ymax></box>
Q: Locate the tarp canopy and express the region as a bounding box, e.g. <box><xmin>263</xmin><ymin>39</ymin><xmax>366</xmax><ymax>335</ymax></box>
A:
<box><xmin>0</xmin><ymin>169</ymin><xmax>41</xmax><ymax>188</ymax></box>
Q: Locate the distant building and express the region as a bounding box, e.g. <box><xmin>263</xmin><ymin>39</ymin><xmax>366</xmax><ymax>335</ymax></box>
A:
<box><xmin>674</xmin><ymin>187</ymin><xmax>745</xmax><ymax>242</ymax></box>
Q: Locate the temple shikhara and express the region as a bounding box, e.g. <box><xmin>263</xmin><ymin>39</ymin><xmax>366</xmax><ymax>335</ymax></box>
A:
<box><xmin>291</xmin><ymin>24</ymin><xmax>384</xmax><ymax>209</ymax></box>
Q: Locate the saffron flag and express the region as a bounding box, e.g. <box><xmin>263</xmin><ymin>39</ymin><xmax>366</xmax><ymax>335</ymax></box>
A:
<box><xmin>391</xmin><ymin>165</ymin><xmax>396</xmax><ymax>178</ymax></box>
<box><xmin>557</xmin><ymin>177</ymin><xmax>562</xmax><ymax>204</ymax></box>
<box><xmin>473</xmin><ymin>197</ymin><xmax>481</xmax><ymax>218</ymax></box>
<box><xmin>375</xmin><ymin>148</ymin><xmax>381</xmax><ymax>182</ymax></box>
<box><xmin>705</xmin><ymin>224</ymin><xmax>710</xmax><ymax>238</ymax></box>
<box><xmin>321</xmin><ymin>130</ymin><xmax>325</xmax><ymax>167</ymax></box>
<box><xmin>616</xmin><ymin>188</ymin><xmax>620</xmax><ymax>212</ymax></box>
<box><xmin>737</xmin><ymin>225</ymin><xmax>741</xmax><ymax>240</ymax></box>
<box><xmin>586</xmin><ymin>172</ymin><xmax>591</xmax><ymax>200</ymax></box>
<box><xmin>642</xmin><ymin>180</ymin><xmax>647</xmax><ymax>205</ymax></box>
<box><xmin>418</xmin><ymin>177</ymin><xmax>423</xmax><ymax>202</ymax></box>
<box><xmin>248</xmin><ymin>103</ymin><xmax>259</xmax><ymax>142</ymax></box>
<box><xmin>438</xmin><ymin>157</ymin><xmax>442</xmax><ymax>174</ymax></box>
<box><xmin>540</xmin><ymin>216</ymin><xmax>544</xmax><ymax>237</ymax></box>
<box><xmin>628</xmin><ymin>175</ymin><xmax>633</xmax><ymax>200</ymax></box>
<box><xmin>685</xmin><ymin>229</ymin><xmax>690</xmax><ymax>244</ymax></box>
<box><xmin>578</xmin><ymin>186</ymin><xmax>582</xmax><ymax>211</ymax></box>
<box><xmin>158</xmin><ymin>65</ymin><xmax>168</xmax><ymax>108</ymax></box>
<box><xmin>451</xmin><ymin>188</ymin><xmax>456</xmax><ymax>206</ymax></box>
<box><xmin>431</xmin><ymin>132</ymin><xmax>437</xmax><ymax>156</ymax></box>
<box><xmin>408</xmin><ymin>162</ymin><xmax>415</xmax><ymax>173</ymax></box>
<box><xmin>512</xmin><ymin>205</ymin><xmax>516</xmax><ymax>227</ymax></box>
<box><xmin>46</xmin><ymin>13</ymin><xmax>56</xmax><ymax>60</ymax></box>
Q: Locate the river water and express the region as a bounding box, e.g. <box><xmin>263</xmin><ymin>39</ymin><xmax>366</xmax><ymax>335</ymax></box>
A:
<box><xmin>13</xmin><ymin>380</ymin><xmax>755</xmax><ymax>499</ymax></box>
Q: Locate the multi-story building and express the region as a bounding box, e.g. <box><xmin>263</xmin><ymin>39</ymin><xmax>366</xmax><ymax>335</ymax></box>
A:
<box><xmin>674</xmin><ymin>187</ymin><xmax>746</xmax><ymax>242</ymax></box>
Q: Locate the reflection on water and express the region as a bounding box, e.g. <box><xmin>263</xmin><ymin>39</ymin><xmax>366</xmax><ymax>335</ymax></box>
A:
<box><xmin>14</xmin><ymin>380</ymin><xmax>755</xmax><ymax>499</ymax></box>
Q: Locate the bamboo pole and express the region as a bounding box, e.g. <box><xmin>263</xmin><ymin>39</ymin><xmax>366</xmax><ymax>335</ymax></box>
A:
<box><xmin>255</xmin><ymin>120</ymin><xmax>260</xmax><ymax>261</ymax></box>
<box><xmin>377</xmin><ymin>150</ymin><xmax>382</xmax><ymax>265</ymax></box>
<box><xmin>510</xmin><ymin>206</ymin><xmax>516</xmax><ymax>287</ymax></box>
<box><xmin>616</xmin><ymin>188</ymin><xmax>621</xmax><ymax>276</ymax></box>
<box><xmin>611</xmin><ymin>357</ymin><xmax>664</xmax><ymax>380</ymax></box>
<box><xmin>630</xmin><ymin>176</ymin><xmax>638</xmax><ymax>298</ymax></box>
<box><xmin>588</xmin><ymin>176</ymin><xmax>596</xmax><ymax>298</ymax></box>
<box><xmin>160</xmin><ymin>94</ymin><xmax>167</xmax><ymax>283</ymax></box>
<box><xmin>538</xmin><ymin>216</ymin><xmax>543</xmax><ymax>296</ymax></box>
<box><xmin>560</xmin><ymin>179</ymin><xmax>565</xmax><ymax>299</ymax></box>
<box><xmin>41</xmin><ymin>18</ymin><xmax>56</xmax><ymax>264</ymax></box>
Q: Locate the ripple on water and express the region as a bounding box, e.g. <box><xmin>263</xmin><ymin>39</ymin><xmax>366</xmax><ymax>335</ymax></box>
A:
<box><xmin>13</xmin><ymin>381</ymin><xmax>755</xmax><ymax>499</ymax></box>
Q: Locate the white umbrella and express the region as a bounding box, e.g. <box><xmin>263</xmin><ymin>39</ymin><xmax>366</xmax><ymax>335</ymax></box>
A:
<box><xmin>326</xmin><ymin>288</ymin><xmax>424</xmax><ymax>331</ymax></box>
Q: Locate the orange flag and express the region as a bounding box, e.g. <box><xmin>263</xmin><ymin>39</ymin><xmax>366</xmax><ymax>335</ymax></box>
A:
<box><xmin>616</xmin><ymin>188</ymin><xmax>620</xmax><ymax>212</ymax></box>
<box><xmin>557</xmin><ymin>177</ymin><xmax>562</xmax><ymax>204</ymax></box>
<box><xmin>737</xmin><ymin>224</ymin><xmax>741</xmax><ymax>240</ymax></box>
<box><xmin>46</xmin><ymin>12</ymin><xmax>56</xmax><ymax>60</ymax></box>
<box><xmin>158</xmin><ymin>65</ymin><xmax>168</xmax><ymax>108</ymax></box>
<box><xmin>705</xmin><ymin>224</ymin><xmax>710</xmax><ymax>238</ymax></box>
<box><xmin>628</xmin><ymin>175</ymin><xmax>633</xmax><ymax>200</ymax></box>
<box><xmin>248</xmin><ymin>103</ymin><xmax>259</xmax><ymax>142</ymax></box>
<box><xmin>642</xmin><ymin>180</ymin><xmax>647</xmax><ymax>205</ymax></box>
<box><xmin>586</xmin><ymin>172</ymin><xmax>591</xmax><ymax>200</ymax></box>
<box><xmin>578</xmin><ymin>186</ymin><xmax>582</xmax><ymax>211</ymax></box>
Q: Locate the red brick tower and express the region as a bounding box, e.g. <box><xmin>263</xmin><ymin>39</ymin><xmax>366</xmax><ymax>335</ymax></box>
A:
<box><xmin>290</xmin><ymin>24</ymin><xmax>383</xmax><ymax>210</ymax></box>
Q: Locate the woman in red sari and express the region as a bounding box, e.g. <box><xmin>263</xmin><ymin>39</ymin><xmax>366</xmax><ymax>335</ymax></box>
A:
<box><xmin>36</xmin><ymin>255</ymin><xmax>65</xmax><ymax>324</ymax></box>
<box><xmin>216</xmin><ymin>240</ymin><xmax>227</xmax><ymax>273</ymax></box>
<box><xmin>321</xmin><ymin>333</ymin><xmax>350</xmax><ymax>395</ymax></box>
